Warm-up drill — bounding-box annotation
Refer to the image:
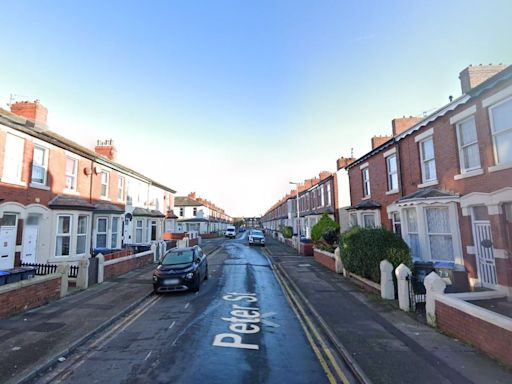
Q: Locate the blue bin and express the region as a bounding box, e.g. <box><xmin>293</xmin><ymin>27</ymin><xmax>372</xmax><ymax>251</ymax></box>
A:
<box><xmin>0</xmin><ymin>271</ymin><xmax>10</xmax><ymax>286</ymax></box>
<box><xmin>5</xmin><ymin>268</ymin><xmax>24</xmax><ymax>284</ymax></box>
<box><xmin>20</xmin><ymin>267</ymin><xmax>37</xmax><ymax>280</ymax></box>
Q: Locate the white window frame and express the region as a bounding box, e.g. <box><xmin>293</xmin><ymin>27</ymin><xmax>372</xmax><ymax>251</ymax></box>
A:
<box><xmin>321</xmin><ymin>186</ymin><xmax>325</xmax><ymax>207</ymax></box>
<box><xmin>76</xmin><ymin>215</ymin><xmax>88</xmax><ymax>255</ymax></box>
<box><xmin>65</xmin><ymin>155</ymin><xmax>78</xmax><ymax>192</ymax></box>
<box><xmin>31</xmin><ymin>145</ymin><xmax>48</xmax><ymax>186</ymax></box>
<box><xmin>362</xmin><ymin>213</ymin><xmax>376</xmax><ymax>228</ymax></box>
<box><xmin>419</xmin><ymin>136</ymin><xmax>437</xmax><ymax>184</ymax></box>
<box><xmin>425</xmin><ymin>207</ymin><xmax>454</xmax><ymax>262</ymax></box>
<box><xmin>362</xmin><ymin>168</ymin><xmax>370</xmax><ymax>197</ymax></box>
<box><xmin>111</xmin><ymin>216</ymin><xmax>120</xmax><ymax>249</ymax></box>
<box><xmin>2</xmin><ymin>132</ymin><xmax>25</xmax><ymax>185</ymax></box>
<box><xmin>100</xmin><ymin>170</ymin><xmax>110</xmax><ymax>198</ymax></box>
<box><xmin>150</xmin><ymin>219</ymin><xmax>158</xmax><ymax>241</ymax></box>
<box><xmin>55</xmin><ymin>215</ymin><xmax>72</xmax><ymax>257</ymax></box>
<box><xmin>135</xmin><ymin>219</ymin><xmax>144</xmax><ymax>244</ymax></box>
<box><xmin>456</xmin><ymin>116</ymin><xmax>481</xmax><ymax>173</ymax></box>
<box><xmin>95</xmin><ymin>216</ymin><xmax>109</xmax><ymax>248</ymax></box>
<box><xmin>386</xmin><ymin>154</ymin><xmax>398</xmax><ymax>192</ymax></box>
<box><xmin>488</xmin><ymin>96</ymin><xmax>512</xmax><ymax>167</ymax></box>
<box><xmin>117</xmin><ymin>176</ymin><xmax>125</xmax><ymax>201</ymax></box>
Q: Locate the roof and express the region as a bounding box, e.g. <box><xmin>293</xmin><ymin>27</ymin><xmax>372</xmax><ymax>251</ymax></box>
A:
<box><xmin>177</xmin><ymin>217</ymin><xmax>210</xmax><ymax>223</ymax></box>
<box><xmin>348</xmin><ymin>200</ymin><xmax>382</xmax><ymax>210</ymax></box>
<box><xmin>0</xmin><ymin>108</ymin><xmax>176</xmax><ymax>193</ymax></box>
<box><xmin>94</xmin><ymin>203</ymin><xmax>124</xmax><ymax>214</ymax></box>
<box><xmin>397</xmin><ymin>188</ymin><xmax>459</xmax><ymax>202</ymax></box>
<box><xmin>132</xmin><ymin>207</ymin><xmax>165</xmax><ymax>217</ymax></box>
<box><xmin>345</xmin><ymin>65</ymin><xmax>512</xmax><ymax>170</ymax></box>
<box><xmin>48</xmin><ymin>196</ymin><xmax>95</xmax><ymax>211</ymax></box>
<box><xmin>174</xmin><ymin>196</ymin><xmax>203</xmax><ymax>207</ymax></box>
<box><xmin>166</xmin><ymin>210</ymin><xmax>178</xmax><ymax>219</ymax></box>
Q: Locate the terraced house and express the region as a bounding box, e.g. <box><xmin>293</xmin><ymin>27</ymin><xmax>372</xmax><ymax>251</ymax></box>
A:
<box><xmin>343</xmin><ymin>64</ymin><xmax>512</xmax><ymax>295</ymax></box>
<box><xmin>0</xmin><ymin>101</ymin><xmax>176</xmax><ymax>270</ymax></box>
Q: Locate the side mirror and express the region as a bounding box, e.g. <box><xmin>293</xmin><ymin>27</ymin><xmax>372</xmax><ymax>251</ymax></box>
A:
<box><xmin>196</xmin><ymin>257</ymin><xmax>201</xmax><ymax>264</ymax></box>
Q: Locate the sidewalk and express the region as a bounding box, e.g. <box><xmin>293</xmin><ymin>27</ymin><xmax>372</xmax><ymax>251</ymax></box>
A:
<box><xmin>265</xmin><ymin>237</ymin><xmax>512</xmax><ymax>384</ymax></box>
<box><xmin>0</xmin><ymin>241</ymin><xmax>222</xmax><ymax>384</ymax></box>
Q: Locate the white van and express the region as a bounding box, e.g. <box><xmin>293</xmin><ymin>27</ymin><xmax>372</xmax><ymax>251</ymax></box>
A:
<box><xmin>225</xmin><ymin>225</ymin><xmax>236</xmax><ymax>238</ymax></box>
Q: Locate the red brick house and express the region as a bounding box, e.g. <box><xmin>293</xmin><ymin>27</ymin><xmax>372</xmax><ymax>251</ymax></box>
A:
<box><xmin>344</xmin><ymin>65</ymin><xmax>512</xmax><ymax>295</ymax></box>
<box><xmin>0</xmin><ymin>101</ymin><xmax>176</xmax><ymax>270</ymax></box>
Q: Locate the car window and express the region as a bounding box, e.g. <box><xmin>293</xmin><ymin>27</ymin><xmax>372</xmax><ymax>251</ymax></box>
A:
<box><xmin>162</xmin><ymin>250</ymin><xmax>194</xmax><ymax>265</ymax></box>
<box><xmin>252</xmin><ymin>230</ymin><xmax>263</xmax><ymax>236</ymax></box>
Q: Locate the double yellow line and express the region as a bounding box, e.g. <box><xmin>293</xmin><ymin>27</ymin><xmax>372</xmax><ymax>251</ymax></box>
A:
<box><xmin>273</xmin><ymin>266</ymin><xmax>350</xmax><ymax>384</ymax></box>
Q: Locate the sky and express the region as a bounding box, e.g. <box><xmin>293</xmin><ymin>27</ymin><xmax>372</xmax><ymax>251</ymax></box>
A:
<box><xmin>1</xmin><ymin>0</ymin><xmax>511</xmax><ymax>217</ymax></box>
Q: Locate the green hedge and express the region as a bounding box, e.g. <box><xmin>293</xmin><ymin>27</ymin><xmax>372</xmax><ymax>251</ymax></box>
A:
<box><xmin>311</xmin><ymin>213</ymin><xmax>340</xmax><ymax>252</ymax></box>
<box><xmin>340</xmin><ymin>226</ymin><xmax>411</xmax><ymax>283</ymax></box>
<box><xmin>281</xmin><ymin>226</ymin><xmax>293</xmax><ymax>239</ymax></box>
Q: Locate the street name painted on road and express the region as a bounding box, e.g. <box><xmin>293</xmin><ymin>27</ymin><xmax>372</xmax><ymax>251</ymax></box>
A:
<box><xmin>213</xmin><ymin>292</ymin><xmax>277</xmax><ymax>350</ymax></box>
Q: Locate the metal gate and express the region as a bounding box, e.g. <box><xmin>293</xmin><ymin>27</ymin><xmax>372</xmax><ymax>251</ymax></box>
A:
<box><xmin>474</xmin><ymin>221</ymin><xmax>497</xmax><ymax>287</ymax></box>
<box><xmin>88</xmin><ymin>257</ymin><xmax>99</xmax><ymax>286</ymax></box>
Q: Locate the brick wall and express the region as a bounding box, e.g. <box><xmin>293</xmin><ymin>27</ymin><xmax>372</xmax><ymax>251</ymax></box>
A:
<box><xmin>104</xmin><ymin>248</ymin><xmax>134</xmax><ymax>261</ymax></box>
<box><xmin>104</xmin><ymin>253</ymin><xmax>154</xmax><ymax>280</ymax></box>
<box><xmin>0</xmin><ymin>276</ymin><xmax>61</xmax><ymax>319</ymax></box>
<box><xmin>313</xmin><ymin>248</ymin><xmax>336</xmax><ymax>271</ymax></box>
<box><xmin>436</xmin><ymin>300</ymin><xmax>512</xmax><ymax>367</ymax></box>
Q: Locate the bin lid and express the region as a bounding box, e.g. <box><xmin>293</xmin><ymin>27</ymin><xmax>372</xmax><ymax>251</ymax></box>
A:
<box><xmin>433</xmin><ymin>261</ymin><xmax>455</xmax><ymax>269</ymax></box>
<box><xmin>6</xmin><ymin>268</ymin><xmax>26</xmax><ymax>273</ymax></box>
<box><xmin>0</xmin><ymin>271</ymin><xmax>10</xmax><ymax>276</ymax></box>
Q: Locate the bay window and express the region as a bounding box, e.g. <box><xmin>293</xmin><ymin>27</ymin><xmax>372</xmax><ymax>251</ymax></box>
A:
<box><xmin>56</xmin><ymin>215</ymin><xmax>71</xmax><ymax>256</ymax></box>
<box><xmin>405</xmin><ymin>208</ymin><xmax>420</xmax><ymax>261</ymax></box>
<box><xmin>135</xmin><ymin>219</ymin><xmax>144</xmax><ymax>243</ymax></box>
<box><xmin>111</xmin><ymin>217</ymin><xmax>120</xmax><ymax>248</ymax></box>
<box><xmin>425</xmin><ymin>207</ymin><xmax>453</xmax><ymax>261</ymax></box>
<box><xmin>76</xmin><ymin>215</ymin><xmax>88</xmax><ymax>255</ymax></box>
<box><xmin>96</xmin><ymin>217</ymin><xmax>108</xmax><ymax>248</ymax></box>
<box><xmin>362</xmin><ymin>213</ymin><xmax>375</xmax><ymax>228</ymax></box>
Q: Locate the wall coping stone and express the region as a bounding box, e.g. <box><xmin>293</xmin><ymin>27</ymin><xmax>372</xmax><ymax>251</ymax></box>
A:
<box><xmin>104</xmin><ymin>250</ymin><xmax>153</xmax><ymax>266</ymax></box>
<box><xmin>349</xmin><ymin>272</ymin><xmax>381</xmax><ymax>292</ymax></box>
<box><xmin>313</xmin><ymin>248</ymin><xmax>335</xmax><ymax>258</ymax></box>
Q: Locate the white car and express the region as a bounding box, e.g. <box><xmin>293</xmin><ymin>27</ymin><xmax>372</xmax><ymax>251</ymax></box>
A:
<box><xmin>248</xmin><ymin>230</ymin><xmax>265</xmax><ymax>246</ymax></box>
<box><xmin>225</xmin><ymin>226</ymin><xmax>236</xmax><ymax>238</ymax></box>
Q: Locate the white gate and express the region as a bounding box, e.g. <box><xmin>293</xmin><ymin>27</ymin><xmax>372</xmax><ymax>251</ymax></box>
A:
<box><xmin>473</xmin><ymin>221</ymin><xmax>497</xmax><ymax>287</ymax></box>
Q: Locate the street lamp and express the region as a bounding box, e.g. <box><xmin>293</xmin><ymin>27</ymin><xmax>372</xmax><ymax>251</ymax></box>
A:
<box><xmin>289</xmin><ymin>181</ymin><xmax>301</xmax><ymax>253</ymax></box>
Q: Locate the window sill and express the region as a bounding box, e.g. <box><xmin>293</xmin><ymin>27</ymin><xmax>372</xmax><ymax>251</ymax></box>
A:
<box><xmin>385</xmin><ymin>189</ymin><xmax>399</xmax><ymax>195</ymax></box>
<box><xmin>100</xmin><ymin>197</ymin><xmax>112</xmax><ymax>201</ymax></box>
<box><xmin>63</xmin><ymin>189</ymin><xmax>80</xmax><ymax>196</ymax></box>
<box><xmin>0</xmin><ymin>179</ymin><xmax>27</xmax><ymax>187</ymax></box>
<box><xmin>453</xmin><ymin>168</ymin><xmax>483</xmax><ymax>180</ymax></box>
<box><xmin>417</xmin><ymin>180</ymin><xmax>438</xmax><ymax>188</ymax></box>
<box><xmin>29</xmin><ymin>182</ymin><xmax>50</xmax><ymax>191</ymax></box>
<box><xmin>488</xmin><ymin>162</ymin><xmax>512</xmax><ymax>173</ymax></box>
<box><xmin>361</xmin><ymin>196</ymin><xmax>371</xmax><ymax>200</ymax></box>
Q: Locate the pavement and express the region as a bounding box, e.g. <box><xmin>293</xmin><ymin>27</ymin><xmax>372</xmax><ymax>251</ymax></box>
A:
<box><xmin>264</xmin><ymin>236</ymin><xmax>512</xmax><ymax>384</ymax></box>
<box><xmin>0</xmin><ymin>242</ymin><xmax>221</xmax><ymax>384</ymax></box>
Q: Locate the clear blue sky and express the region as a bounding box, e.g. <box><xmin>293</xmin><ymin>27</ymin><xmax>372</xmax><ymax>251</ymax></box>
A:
<box><xmin>1</xmin><ymin>1</ymin><xmax>511</xmax><ymax>216</ymax></box>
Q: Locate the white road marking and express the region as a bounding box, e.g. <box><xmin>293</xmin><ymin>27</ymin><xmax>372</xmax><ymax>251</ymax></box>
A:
<box><xmin>144</xmin><ymin>351</ymin><xmax>152</xmax><ymax>361</ymax></box>
<box><xmin>298</xmin><ymin>263</ymin><xmax>311</xmax><ymax>267</ymax></box>
<box><xmin>184</xmin><ymin>302</ymin><xmax>190</xmax><ymax>309</ymax></box>
<box><xmin>168</xmin><ymin>321</ymin><xmax>176</xmax><ymax>330</ymax></box>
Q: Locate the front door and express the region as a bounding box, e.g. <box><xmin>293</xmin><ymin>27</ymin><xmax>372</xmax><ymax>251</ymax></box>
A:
<box><xmin>22</xmin><ymin>225</ymin><xmax>38</xmax><ymax>264</ymax></box>
<box><xmin>0</xmin><ymin>220</ymin><xmax>17</xmax><ymax>270</ymax></box>
<box><xmin>473</xmin><ymin>221</ymin><xmax>497</xmax><ymax>287</ymax></box>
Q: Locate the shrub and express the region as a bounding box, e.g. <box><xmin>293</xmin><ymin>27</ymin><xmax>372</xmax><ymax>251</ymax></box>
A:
<box><xmin>311</xmin><ymin>213</ymin><xmax>340</xmax><ymax>252</ymax></box>
<box><xmin>340</xmin><ymin>226</ymin><xmax>411</xmax><ymax>283</ymax></box>
<box><xmin>281</xmin><ymin>226</ymin><xmax>293</xmax><ymax>239</ymax></box>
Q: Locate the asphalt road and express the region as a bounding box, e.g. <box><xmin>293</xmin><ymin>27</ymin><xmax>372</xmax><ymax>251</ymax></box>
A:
<box><xmin>31</xmin><ymin>234</ymin><xmax>337</xmax><ymax>384</ymax></box>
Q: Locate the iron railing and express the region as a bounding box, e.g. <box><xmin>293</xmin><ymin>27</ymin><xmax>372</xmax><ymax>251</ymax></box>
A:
<box><xmin>20</xmin><ymin>262</ymin><xmax>79</xmax><ymax>278</ymax></box>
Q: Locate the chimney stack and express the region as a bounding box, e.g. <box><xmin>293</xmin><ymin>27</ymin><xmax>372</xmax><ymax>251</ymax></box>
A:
<box><xmin>392</xmin><ymin>116</ymin><xmax>422</xmax><ymax>136</ymax></box>
<box><xmin>371</xmin><ymin>135</ymin><xmax>392</xmax><ymax>149</ymax></box>
<box><xmin>10</xmin><ymin>100</ymin><xmax>48</xmax><ymax>126</ymax></box>
<box><xmin>336</xmin><ymin>156</ymin><xmax>356</xmax><ymax>170</ymax></box>
<box><xmin>319</xmin><ymin>171</ymin><xmax>331</xmax><ymax>180</ymax></box>
<box><xmin>188</xmin><ymin>192</ymin><xmax>196</xmax><ymax>200</ymax></box>
<box><xmin>94</xmin><ymin>139</ymin><xmax>117</xmax><ymax>160</ymax></box>
<box><xmin>459</xmin><ymin>64</ymin><xmax>507</xmax><ymax>94</ymax></box>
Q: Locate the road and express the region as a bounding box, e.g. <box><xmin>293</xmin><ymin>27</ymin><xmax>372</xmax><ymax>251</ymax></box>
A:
<box><xmin>31</xmin><ymin>234</ymin><xmax>353</xmax><ymax>384</ymax></box>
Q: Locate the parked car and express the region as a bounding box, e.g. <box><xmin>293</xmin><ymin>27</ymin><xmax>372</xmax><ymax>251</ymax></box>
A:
<box><xmin>225</xmin><ymin>225</ymin><xmax>236</xmax><ymax>238</ymax></box>
<box><xmin>248</xmin><ymin>229</ymin><xmax>265</xmax><ymax>246</ymax></box>
<box><xmin>152</xmin><ymin>246</ymin><xmax>208</xmax><ymax>293</ymax></box>
<box><xmin>239</xmin><ymin>227</ymin><xmax>246</xmax><ymax>233</ymax></box>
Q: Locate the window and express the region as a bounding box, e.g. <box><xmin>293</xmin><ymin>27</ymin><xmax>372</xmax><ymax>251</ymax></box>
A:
<box><xmin>362</xmin><ymin>213</ymin><xmax>375</xmax><ymax>228</ymax></box>
<box><xmin>193</xmin><ymin>207</ymin><xmax>197</xmax><ymax>216</ymax></box>
<box><xmin>117</xmin><ymin>176</ymin><xmax>124</xmax><ymax>200</ymax></box>
<box><xmin>111</xmin><ymin>217</ymin><xmax>119</xmax><ymax>248</ymax></box>
<box><xmin>362</xmin><ymin>168</ymin><xmax>370</xmax><ymax>197</ymax></box>
<box><xmin>321</xmin><ymin>186</ymin><xmax>325</xmax><ymax>207</ymax></box>
<box><xmin>65</xmin><ymin>157</ymin><xmax>78</xmax><ymax>191</ymax></box>
<box><xmin>386</xmin><ymin>155</ymin><xmax>398</xmax><ymax>191</ymax></box>
<box><xmin>135</xmin><ymin>219</ymin><xmax>143</xmax><ymax>243</ymax></box>
<box><xmin>327</xmin><ymin>183</ymin><xmax>332</xmax><ymax>206</ymax></box>
<box><xmin>420</xmin><ymin>137</ymin><xmax>436</xmax><ymax>182</ymax></box>
<box><xmin>100</xmin><ymin>171</ymin><xmax>109</xmax><ymax>197</ymax></box>
<box><xmin>56</xmin><ymin>215</ymin><xmax>71</xmax><ymax>256</ymax></box>
<box><xmin>392</xmin><ymin>212</ymin><xmax>402</xmax><ymax>237</ymax></box>
<box><xmin>76</xmin><ymin>215</ymin><xmax>88</xmax><ymax>254</ymax></box>
<box><xmin>456</xmin><ymin>117</ymin><xmax>481</xmax><ymax>172</ymax></box>
<box><xmin>349</xmin><ymin>213</ymin><xmax>358</xmax><ymax>227</ymax></box>
<box><xmin>179</xmin><ymin>208</ymin><xmax>184</xmax><ymax>217</ymax></box>
<box><xmin>32</xmin><ymin>145</ymin><xmax>48</xmax><ymax>185</ymax></box>
<box><xmin>489</xmin><ymin>97</ymin><xmax>512</xmax><ymax>165</ymax></box>
<box><xmin>0</xmin><ymin>214</ymin><xmax>17</xmax><ymax>226</ymax></box>
<box><xmin>3</xmin><ymin>133</ymin><xmax>25</xmax><ymax>182</ymax></box>
<box><xmin>150</xmin><ymin>220</ymin><xmax>157</xmax><ymax>241</ymax></box>
<box><xmin>96</xmin><ymin>217</ymin><xmax>108</xmax><ymax>248</ymax></box>
<box><xmin>425</xmin><ymin>207</ymin><xmax>453</xmax><ymax>261</ymax></box>
<box><xmin>405</xmin><ymin>208</ymin><xmax>420</xmax><ymax>261</ymax></box>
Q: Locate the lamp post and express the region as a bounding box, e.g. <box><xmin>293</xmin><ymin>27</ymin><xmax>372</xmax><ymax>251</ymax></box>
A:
<box><xmin>290</xmin><ymin>181</ymin><xmax>301</xmax><ymax>253</ymax></box>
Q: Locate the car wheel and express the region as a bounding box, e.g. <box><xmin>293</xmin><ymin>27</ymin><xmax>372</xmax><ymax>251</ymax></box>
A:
<box><xmin>204</xmin><ymin>264</ymin><xmax>209</xmax><ymax>280</ymax></box>
<box><xmin>191</xmin><ymin>274</ymin><xmax>201</xmax><ymax>292</ymax></box>
<box><xmin>153</xmin><ymin>286</ymin><xmax>160</xmax><ymax>295</ymax></box>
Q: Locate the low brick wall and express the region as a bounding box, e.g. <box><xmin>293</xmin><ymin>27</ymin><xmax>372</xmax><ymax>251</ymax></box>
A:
<box><xmin>104</xmin><ymin>252</ymin><xmax>154</xmax><ymax>280</ymax></box>
<box><xmin>285</xmin><ymin>239</ymin><xmax>295</xmax><ymax>248</ymax></box>
<box><xmin>300</xmin><ymin>242</ymin><xmax>314</xmax><ymax>256</ymax></box>
<box><xmin>0</xmin><ymin>275</ymin><xmax>61</xmax><ymax>319</ymax></box>
<box><xmin>104</xmin><ymin>248</ymin><xmax>134</xmax><ymax>262</ymax></box>
<box><xmin>436</xmin><ymin>297</ymin><xmax>512</xmax><ymax>367</ymax></box>
<box><xmin>189</xmin><ymin>238</ymin><xmax>199</xmax><ymax>246</ymax></box>
<box><xmin>313</xmin><ymin>248</ymin><xmax>336</xmax><ymax>272</ymax></box>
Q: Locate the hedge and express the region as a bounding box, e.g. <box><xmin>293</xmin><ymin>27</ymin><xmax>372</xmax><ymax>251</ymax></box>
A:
<box><xmin>340</xmin><ymin>226</ymin><xmax>411</xmax><ymax>283</ymax></box>
<box><xmin>311</xmin><ymin>213</ymin><xmax>340</xmax><ymax>252</ymax></box>
<box><xmin>281</xmin><ymin>226</ymin><xmax>293</xmax><ymax>239</ymax></box>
